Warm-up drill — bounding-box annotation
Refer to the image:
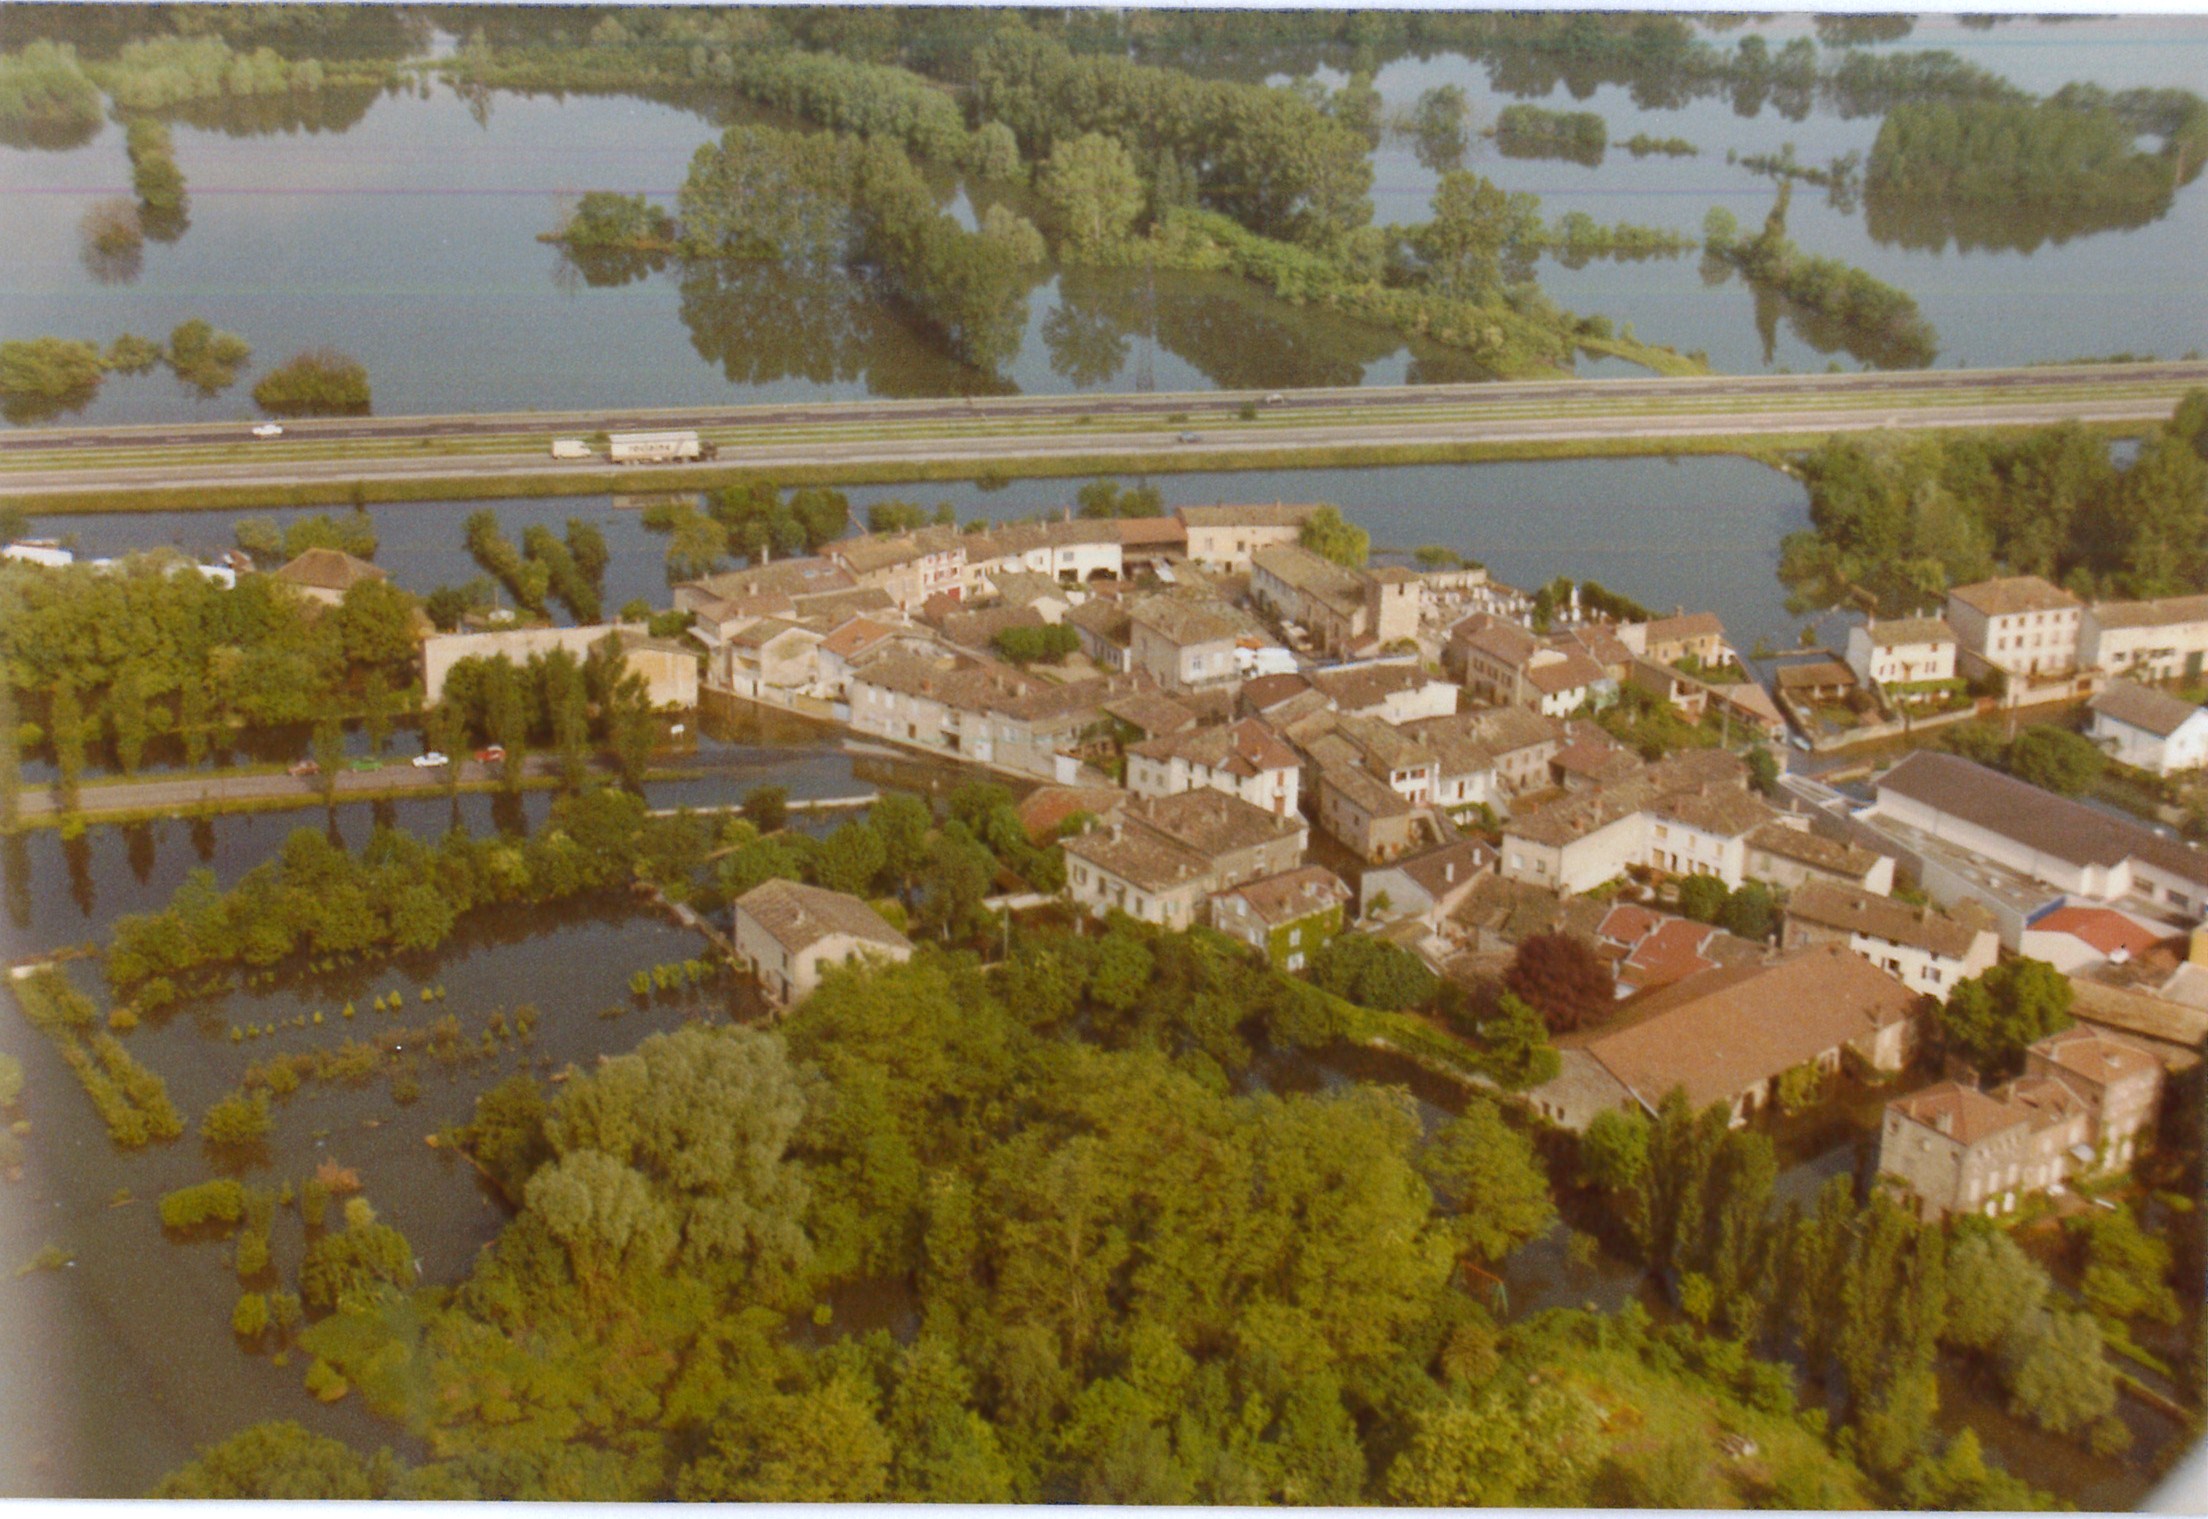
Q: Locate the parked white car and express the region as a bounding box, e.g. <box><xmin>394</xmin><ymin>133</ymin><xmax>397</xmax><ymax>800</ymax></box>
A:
<box><xmin>412</xmin><ymin>751</ymin><xmax>449</xmax><ymax>769</ymax></box>
<box><xmin>251</xmin><ymin>423</ymin><xmax>284</xmax><ymax>438</ymax></box>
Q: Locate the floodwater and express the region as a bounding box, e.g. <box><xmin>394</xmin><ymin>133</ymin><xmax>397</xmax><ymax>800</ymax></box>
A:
<box><xmin>1</xmin><ymin>16</ymin><xmax>2204</xmax><ymax>425</ymax></box>
<box><xmin>33</xmin><ymin>451</ymin><xmax>1822</xmax><ymax>670</ymax></box>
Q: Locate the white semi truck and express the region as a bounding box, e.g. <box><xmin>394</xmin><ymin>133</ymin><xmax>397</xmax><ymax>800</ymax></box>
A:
<box><xmin>550</xmin><ymin>438</ymin><xmax>592</xmax><ymax>459</ymax></box>
<box><xmin>606</xmin><ymin>429</ymin><xmax>716</xmax><ymax>464</ymax></box>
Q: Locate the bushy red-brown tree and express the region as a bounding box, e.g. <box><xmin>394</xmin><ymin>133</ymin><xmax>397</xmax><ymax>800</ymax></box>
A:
<box><xmin>1504</xmin><ymin>931</ymin><xmax>1615</xmax><ymax>1033</ymax></box>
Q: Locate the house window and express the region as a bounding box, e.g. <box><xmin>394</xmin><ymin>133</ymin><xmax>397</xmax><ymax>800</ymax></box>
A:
<box><xmin>1286</xmin><ymin>952</ymin><xmax>1304</xmax><ymax>971</ymax></box>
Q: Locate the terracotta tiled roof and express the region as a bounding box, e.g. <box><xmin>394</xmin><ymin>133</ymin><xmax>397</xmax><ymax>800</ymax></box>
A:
<box><xmin>1862</xmin><ymin>616</ymin><xmax>1956</xmax><ymax>648</ymax></box>
<box><xmin>2089</xmin><ymin>680</ymin><xmax>2204</xmax><ymax>740</ymax></box>
<box><xmin>1889</xmin><ymin>1081</ymin><xmax>2034</xmax><ymax>1146</ymax></box>
<box><xmin>1526</xmin><ymin>650</ymin><xmax>1607</xmax><ymax>696</ymax></box>
<box><xmin>1309</xmin><ymin>662</ymin><xmax>1442</xmax><ymax>715</ymax></box>
<box><xmin>1619</xmin><ymin>916</ymin><xmax>1720</xmax><ymax>991</ymax></box>
<box><xmin>1786</xmin><ymin>879</ymin><xmax>1991</xmax><ymax>959</ymax></box>
<box><xmin>1127</xmin><ymin>595</ymin><xmax>1239</xmax><ymax>647</ymax></box>
<box><xmin>1586</xmin><ymin>944</ymin><xmax>1920</xmax><ymax>1111</ymax></box>
<box><xmin>1104</xmin><ymin>690</ymin><xmax>1200</xmax><ymax>738</ymax></box>
<box><xmin>1179</xmin><ymin>503</ymin><xmax>1321</xmax><ymax>530</ymax></box>
<box><xmin>1017</xmin><ymin>785</ymin><xmax>1126</xmax><ymax>844</ymax></box>
<box><xmin>1064</xmin><ymin>597</ymin><xmax>1133</xmax><ymax>645</ymax></box>
<box><xmin>2089</xmin><ymin>593</ymin><xmax>2208</xmax><ymax>631</ymax></box>
<box><xmin>1947</xmin><ymin>575</ymin><xmax>2078</xmax><ymax>617</ymax></box>
<box><xmin>820</xmin><ymin>617</ymin><xmax>895</xmax><ymax>660</ymax></box>
<box><xmin>1063</xmin><ymin>789</ymin><xmax>1302</xmax><ymax>891</ymax></box>
<box><xmin>1642</xmin><ymin>611</ymin><xmax>1725</xmax><ymax>644</ymax></box>
<box><xmin>1131</xmin><ymin>716</ymin><xmax>1299</xmax><ymax>777</ymax></box>
<box><xmin>1213</xmin><ymin>865</ymin><xmax>1350</xmax><ymax>927</ymax></box>
<box><xmin>735</xmin><ymin>879</ymin><xmax>910</xmax><ymax>956</ymax></box>
<box><xmin>1385</xmin><ymin>838</ymin><xmax>1495</xmax><ymax>900</ymax></box>
<box><xmin>831</xmin><ymin>526</ymin><xmax>963</xmax><ymax>576</ymax></box>
<box><xmin>1775</xmin><ymin>660</ymin><xmax>1856</xmax><ymax>691</ymax></box>
<box><xmin>1747</xmin><ymin>822</ymin><xmax>1885</xmax><ymax>878</ymax></box>
<box><xmin>273</xmin><ymin>547</ymin><xmax>385</xmax><ymax>593</ymax></box>
<box><xmin>1115</xmin><ymin>516</ymin><xmax>1188</xmax><ymax>549</ymax></box>
<box><xmin>1241</xmin><ymin>672</ymin><xmax>1315</xmax><ymax>712</ymax></box>
<box><xmin>2032</xmin><ymin>905</ymin><xmax>2170</xmax><ymax>959</ymax></box>
<box><xmin>2032</xmin><ymin>1024</ymin><xmax>2162</xmax><ymax>1090</ymax></box>
<box><xmin>685</xmin><ymin>558</ymin><xmax>854</xmax><ymax>602</ymax></box>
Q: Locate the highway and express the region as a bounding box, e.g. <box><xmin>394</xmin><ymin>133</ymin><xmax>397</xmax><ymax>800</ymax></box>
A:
<box><xmin>3</xmin><ymin>361</ymin><xmax>2201</xmax><ymax>502</ymax></box>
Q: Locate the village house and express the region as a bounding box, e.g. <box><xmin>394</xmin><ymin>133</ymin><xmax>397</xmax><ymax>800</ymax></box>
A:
<box><xmin>1209</xmin><ymin>865</ymin><xmax>1352</xmax><ymax>971</ymax></box>
<box><xmin>1877</xmin><ymin>1025</ymin><xmax>2163</xmax><ymax>1219</ymax></box>
<box><xmin>1594</xmin><ymin>903</ymin><xmax>1771</xmax><ymax>997</ymax></box>
<box><xmin>847</xmin><ymin>652</ymin><xmax>1125</xmax><ymax>780</ymax></box>
<box><xmin>1448</xmin><ymin>616</ymin><xmax>1615</xmax><ymax>716</ymax></box>
<box><xmin>1015</xmin><ymin>784</ymin><xmax>1126</xmax><ymax>845</ymax></box>
<box><xmin>1248</xmin><ymin>544</ymin><xmax>1420</xmax><ymax>657</ymax></box>
<box><xmin>1529</xmin><ymin>943</ymin><xmax>1925</xmax><ymax>1129</ymax></box>
<box><xmin>1126</xmin><ymin>716</ymin><xmax>1302</xmax><ymax>817</ymax></box>
<box><xmin>717</xmin><ymin>619</ymin><xmax>827</xmax><ymax>703</ymax></box>
<box><xmin>1177</xmin><ymin>503</ymin><xmax>1320</xmax><ymax>573</ymax></box>
<box><xmin>1864</xmin><ymin>749</ymin><xmax>2208</xmax><ymax>925</ymax></box>
<box><xmin>817</xmin><ymin>617</ymin><xmax>930</xmax><ymax>702</ymax></box>
<box><xmin>2088</xmin><ymin>680</ymin><xmax>2208</xmax><ymax>775</ymax></box>
<box><xmin>1114</xmin><ymin>515</ymin><xmax>1187</xmax><ymax>573</ymax></box>
<box><xmin>731</xmin><ymin>879</ymin><xmax>913</xmax><ymax>1008</ymax></box>
<box><xmin>273</xmin><ymin>547</ymin><xmax>386</xmax><ymax>608</ymax></box>
<box><xmin>1061</xmin><ymin>790</ymin><xmax>1307</xmax><ymax>929</ymax></box>
<box><xmin>2078</xmin><ymin>592</ymin><xmax>2208</xmax><ymax>683</ymax></box>
<box><xmin>1308</xmin><ymin>662</ymin><xmax>1459</xmax><ymax>724</ymax></box>
<box><xmin>1945</xmin><ymin>575</ymin><xmax>2082</xmax><ymax>678</ymax></box>
<box><xmin>1743</xmin><ymin>819</ymin><xmax>1896</xmax><ymax>895</ymax></box>
<box><xmin>1774</xmin><ymin>659</ymin><xmax>1858</xmax><ymax>707</ymax></box>
<box><xmin>675</xmin><ymin>557</ymin><xmax>857</xmax><ymax>619</ymax></box>
<box><xmin>1846</xmin><ymin>616</ymin><xmax>1959</xmax><ymax>689</ymax></box>
<box><xmin>1358</xmin><ymin>837</ymin><xmax>1495</xmax><ymax>930</ymax></box>
<box><xmin>421</xmin><ymin>623</ymin><xmax>698</xmax><ymax>709</ymax></box>
<box><xmin>1780</xmin><ymin>880</ymin><xmax>1997</xmax><ymax>997</ymax></box>
<box><xmin>1064</xmin><ymin>596</ymin><xmax>1134</xmax><ymax>672</ymax></box>
<box><xmin>826</xmin><ymin>526</ymin><xmax>967</xmax><ymax>611</ymax></box>
<box><xmin>1625</xmin><ymin>611</ymin><xmax>1731</xmax><ymax>671</ymax></box>
<box><xmin>1126</xmin><ymin>596</ymin><xmax>1242</xmax><ymax>692</ymax></box>
<box><xmin>1500</xmin><ymin>749</ymin><xmax>1774</xmax><ymax>896</ymax></box>
<box><xmin>2017</xmin><ymin>904</ymin><xmax>2173</xmax><ymax>975</ymax></box>
<box><xmin>1316</xmin><ymin>762</ymin><xmax>1425</xmax><ymax>864</ymax></box>
<box><xmin>963</xmin><ymin>518</ymin><xmax>1124</xmax><ymax>588</ymax></box>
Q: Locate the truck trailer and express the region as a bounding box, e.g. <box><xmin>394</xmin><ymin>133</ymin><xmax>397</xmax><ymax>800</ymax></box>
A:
<box><xmin>607</xmin><ymin>429</ymin><xmax>716</xmax><ymax>464</ymax></box>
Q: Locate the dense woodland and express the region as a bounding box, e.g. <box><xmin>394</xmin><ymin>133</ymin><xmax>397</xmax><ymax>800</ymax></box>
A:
<box><xmin>38</xmin><ymin>761</ymin><xmax>2177</xmax><ymax>1504</ymax></box>
<box><xmin>1780</xmin><ymin>391</ymin><xmax>2208</xmax><ymax>615</ymax></box>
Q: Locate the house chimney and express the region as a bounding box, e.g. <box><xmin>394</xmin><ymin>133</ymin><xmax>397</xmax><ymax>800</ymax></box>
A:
<box><xmin>1445</xmin><ymin>862</ymin><xmax>1456</xmax><ymax>883</ymax></box>
<box><xmin>1934</xmin><ymin>1111</ymin><xmax>1953</xmax><ymax>1136</ymax></box>
<box><xmin>2191</xmin><ymin>924</ymin><xmax>2208</xmax><ymax>967</ymax></box>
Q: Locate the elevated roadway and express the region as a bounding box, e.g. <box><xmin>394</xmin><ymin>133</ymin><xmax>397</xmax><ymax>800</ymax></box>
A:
<box><xmin>3</xmin><ymin>361</ymin><xmax>2200</xmax><ymax>503</ymax></box>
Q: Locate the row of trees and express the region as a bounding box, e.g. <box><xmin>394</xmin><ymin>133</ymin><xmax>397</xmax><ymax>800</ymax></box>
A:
<box><xmin>460</xmin><ymin>510</ymin><xmax>607</xmax><ymax>623</ymax></box>
<box><xmin>0</xmin><ymin>318</ymin><xmax>250</xmax><ymax>421</ymax></box>
<box><xmin>1867</xmin><ymin>92</ymin><xmax>2203</xmax><ymax>253</ymax></box>
<box><xmin>1703</xmin><ymin>185</ymin><xmax>1938</xmax><ymax>370</ymax></box>
<box><xmin>1492</xmin><ymin>103</ymin><xmax>1608</xmax><ymax>166</ymax></box>
<box><xmin>1581</xmin><ymin>1090</ymin><xmax>2123</xmax><ymax>1484</ymax></box>
<box><xmin>1778</xmin><ymin>395</ymin><xmax>2208</xmax><ymax>614</ymax></box>
<box><xmin>102</xmin><ymin>792</ymin><xmax>659</xmax><ymax>1011</ymax></box>
<box><xmin>677</xmin><ymin>124</ymin><xmax>1029</xmax><ymax>370</ymax></box>
<box><xmin>0</xmin><ymin>556</ymin><xmax>421</xmax><ymax>791</ymax></box>
<box><xmin>0</xmin><ymin>39</ymin><xmax>103</xmax><ymax>149</ymax></box>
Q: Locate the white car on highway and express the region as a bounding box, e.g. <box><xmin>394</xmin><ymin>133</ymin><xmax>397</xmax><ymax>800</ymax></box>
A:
<box><xmin>250</xmin><ymin>423</ymin><xmax>284</xmax><ymax>438</ymax></box>
<box><xmin>412</xmin><ymin>751</ymin><xmax>449</xmax><ymax>769</ymax></box>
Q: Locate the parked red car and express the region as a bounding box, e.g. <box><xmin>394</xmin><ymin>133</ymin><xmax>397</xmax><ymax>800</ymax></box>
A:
<box><xmin>474</xmin><ymin>745</ymin><xmax>506</xmax><ymax>764</ymax></box>
<box><xmin>287</xmin><ymin>759</ymin><xmax>319</xmax><ymax>778</ymax></box>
